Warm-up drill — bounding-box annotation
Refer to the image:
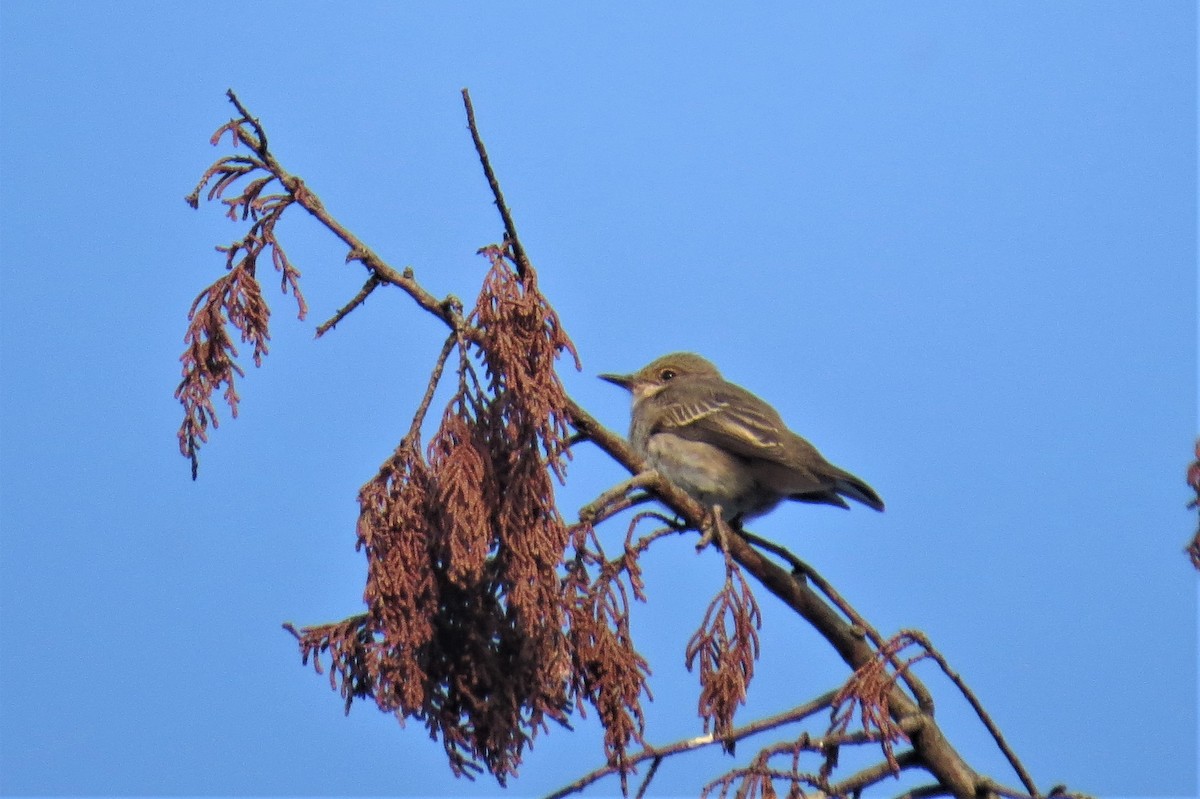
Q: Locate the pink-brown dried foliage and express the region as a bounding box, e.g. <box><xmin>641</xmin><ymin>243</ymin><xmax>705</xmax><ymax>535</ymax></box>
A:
<box><xmin>563</xmin><ymin>521</ymin><xmax>653</xmax><ymax>788</ymax></box>
<box><xmin>177</xmin><ymin>113</ymin><xmax>306</xmax><ymax>478</ymax></box>
<box><xmin>686</xmin><ymin>558</ymin><xmax>763</xmax><ymax>751</ymax></box>
<box><xmin>828</xmin><ymin>633</ymin><xmax>925</xmax><ymax>775</ymax></box>
<box><xmin>288</xmin><ymin>250</ymin><xmax>647</xmax><ymax>782</ymax></box>
<box><xmin>1187</xmin><ymin>439</ymin><xmax>1200</xmax><ymax>570</ymax></box>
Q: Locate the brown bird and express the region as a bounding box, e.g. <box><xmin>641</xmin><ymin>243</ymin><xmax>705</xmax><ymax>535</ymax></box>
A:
<box><xmin>600</xmin><ymin>352</ymin><xmax>884</xmax><ymax>523</ymax></box>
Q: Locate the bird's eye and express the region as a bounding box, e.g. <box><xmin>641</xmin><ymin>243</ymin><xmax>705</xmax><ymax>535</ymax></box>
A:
<box><xmin>660</xmin><ymin>369</ymin><xmax>676</xmax><ymax>381</ymax></box>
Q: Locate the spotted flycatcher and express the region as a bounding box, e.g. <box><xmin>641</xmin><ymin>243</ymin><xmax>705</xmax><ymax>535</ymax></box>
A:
<box><xmin>600</xmin><ymin>352</ymin><xmax>883</xmax><ymax>523</ymax></box>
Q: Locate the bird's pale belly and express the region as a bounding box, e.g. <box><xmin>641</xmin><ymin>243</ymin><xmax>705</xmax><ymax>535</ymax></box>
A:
<box><xmin>643</xmin><ymin>433</ymin><xmax>781</xmax><ymax>521</ymax></box>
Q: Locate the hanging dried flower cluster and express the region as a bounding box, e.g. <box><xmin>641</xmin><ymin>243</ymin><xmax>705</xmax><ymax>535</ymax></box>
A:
<box><xmin>686</xmin><ymin>553</ymin><xmax>762</xmax><ymax>752</ymax></box>
<box><xmin>700</xmin><ymin>631</ymin><xmax>925</xmax><ymax>799</ymax></box>
<box><xmin>1186</xmin><ymin>439</ymin><xmax>1200</xmax><ymax>569</ymax></box>
<box><xmin>561</xmin><ymin>518</ymin><xmax>654</xmax><ymax>790</ymax></box>
<box><xmin>826</xmin><ymin>633</ymin><xmax>920</xmax><ymax>775</ymax></box>
<box><xmin>176</xmin><ymin>115</ymin><xmax>306</xmax><ymax>479</ymax></box>
<box><xmin>287</xmin><ymin>245</ymin><xmax>655</xmax><ymax>782</ymax></box>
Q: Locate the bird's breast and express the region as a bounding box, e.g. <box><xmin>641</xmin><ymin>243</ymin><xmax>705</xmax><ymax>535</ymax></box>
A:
<box><xmin>643</xmin><ymin>433</ymin><xmax>766</xmax><ymax>518</ymax></box>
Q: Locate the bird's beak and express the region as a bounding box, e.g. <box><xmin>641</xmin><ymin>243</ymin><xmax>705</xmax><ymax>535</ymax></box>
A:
<box><xmin>599</xmin><ymin>372</ymin><xmax>635</xmax><ymax>391</ymax></box>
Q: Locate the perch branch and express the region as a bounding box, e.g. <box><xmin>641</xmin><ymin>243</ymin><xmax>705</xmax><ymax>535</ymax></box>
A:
<box><xmin>563</xmin><ymin>401</ymin><xmax>982</xmax><ymax>798</ymax></box>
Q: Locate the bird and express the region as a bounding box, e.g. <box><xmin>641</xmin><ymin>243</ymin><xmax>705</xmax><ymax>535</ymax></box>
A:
<box><xmin>600</xmin><ymin>352</ymin><xmax>883</xmax><ymax>524</ymax></box>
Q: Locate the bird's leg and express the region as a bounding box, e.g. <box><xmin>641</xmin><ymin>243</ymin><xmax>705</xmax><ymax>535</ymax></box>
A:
<box><xmin>579</xmin><ymin>470</ymin><xmax>662</xmax><ymax>525</ymax></box>
<box><xmin>695</xmin><ymin>504</ymin><xmax>734</xmax><ymax>552</ymax></box>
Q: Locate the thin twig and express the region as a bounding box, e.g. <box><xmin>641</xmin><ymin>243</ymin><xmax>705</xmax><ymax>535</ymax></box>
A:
<box><xmin>827</xmin><ymin>750</ymin><xmax>921</xmax><ymax>795</ymax></box>
<box><xmin>542</xmin><ymin>690</ymin><xmax>839</xmax><ymax>799</ymax></box>
<box><xmin>742</xmin><ymin>530</ymin><xmax>937</xmax><ymax>716</ymax></box>
<box><xmin>461</xmin><ymin>88</ymin><xmax>530</xmax><ymax>279</ymax></box>
<box><xmin>627</xmin><ymin>518</ymin><xmax>690</xmax><ymax>555</ymax></box>
<box><xmin>893</xmin><ymin>785</ymin><xmax>952</xmax><ymax>799</ymax></box>
<box><xmin>316</xmin><ymin>274</ymin><xmax>381</xmax><ymax>337</ymax></box>
<box><xmin>405</xmin><ymin>333</ymin><xmax>458</xmax><ymax>441</ymax></box>
<box><xmin>222</xmin><ymin>90</ymin><xmax>473</xmax><ymax>339</ymax></box>
<box><xmin>901</xmin><ymin>630</ymin><xmax>1040</xmax><ymax>798</ymax></box>
<box><xmin>579</xmin><ymin>471</ymin><xmax>663</xmax><ymax>523</ymax></box>
<box><xmin>634</xmin><ymin>756</ymin><xmax>662</xmax><ymax>799</ymax></box>
<box><xmin>225</xmin><ymin>89</ymin><xmax>269</xmax><ymax>153</ymax></box>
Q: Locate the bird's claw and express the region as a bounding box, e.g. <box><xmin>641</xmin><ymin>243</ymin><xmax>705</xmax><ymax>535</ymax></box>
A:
<box><xmin>695</xmin><ymin>505</ymin><xmax>732</xmax><ymax>552</ymax></box>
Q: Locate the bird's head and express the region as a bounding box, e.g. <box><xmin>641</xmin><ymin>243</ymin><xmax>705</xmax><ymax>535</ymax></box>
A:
<box><xmin>599</xmin><ymin>352</ymin><xmax>721</xmax><ymax>401</ymax></box>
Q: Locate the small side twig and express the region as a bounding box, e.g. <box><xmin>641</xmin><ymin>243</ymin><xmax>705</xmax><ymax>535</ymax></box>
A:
<box><xmin>579</xmin><ymin>471</ymin><xmax>664</xmax><ymax>524</ymax></box>
<box><xmin>743</xmin><ymin>530</ymin><xmax>936</xmax><ymax>716</ymax></box>
<box><xmin>461</xmin><ymin>88</ymin><xmax>530</xmax><ymax>279</ymax></box>
<box><xmin>316</xmin><ymin>274</ymin><xmax>382</xmax><ymax>337</ymax></box>
<box><xmin>405</xmin><ymin>333</ymin><xmax>458</xmax><ymax>441</ymax></box>
<box><xmin>827</xmin><ymin>750</ymin><xmax>921</xmax><ymax>795</ymax></box>
<box><xmin>542</xmin><ymin>689</ymin><xmax>839</xmax><ymax>799</ymax></box>
<box><xmin>899</xmin><ymin>630</ymin><xmax>1039</xmax><ymax>798</ymax></box>
<box><xmin>633</xmin><ymin>756</ymin><xmax>662</xmax><ymax>799</ymax></box>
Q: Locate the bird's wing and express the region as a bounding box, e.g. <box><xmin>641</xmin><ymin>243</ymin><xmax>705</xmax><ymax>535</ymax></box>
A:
<box><xmin>654</xmin><ymin>383</ymin><xmax>796</xmax><ymax>463</ymax></box>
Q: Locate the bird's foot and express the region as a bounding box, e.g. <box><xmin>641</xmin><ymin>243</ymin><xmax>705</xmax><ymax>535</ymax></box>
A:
<box><xmin>695</xmin><ymin>505</ymin><xmax>734</xmax><ymax>552</ymax></box>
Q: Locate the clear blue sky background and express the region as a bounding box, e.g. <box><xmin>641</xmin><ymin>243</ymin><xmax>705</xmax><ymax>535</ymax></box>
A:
<box><xmin>1</xmin><ymin>3</ymin><xmax>1195</xmax><ymax>797</ymax></box>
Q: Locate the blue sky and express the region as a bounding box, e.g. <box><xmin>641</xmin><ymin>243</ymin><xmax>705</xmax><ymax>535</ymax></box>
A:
<box><xmin>0</xmin><ymin>3</ymin><xmax>1195</xmax><ymax>797</ymax></box>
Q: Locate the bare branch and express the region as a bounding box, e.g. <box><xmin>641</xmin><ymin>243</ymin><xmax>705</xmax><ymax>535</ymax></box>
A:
<box><xmin>543</xmin><ymin>690</ymin><xmax>839</xmax><ymax>799</ymax></box>
<box><xmin>219</xmin><ymin>91</ymin><xmax>471</xmax><ymax>337</ymax></box>
<box><xmin>316</xmin><ymin>274</ymin><xmax>381</xmax><ymax>337</ymax></box>
<box><xmin>461</xmin><ymin>88</ymin><xmax>530</xmax><ymax>279</ymax></box>
<box><xmin>894</xmin><ymin>630</ymin><xmax>1039</xmax><ymax>798</ymax></box>
<box><xmin>893</xmin><ymin>785</ymin><xmax>952</xmax><ymax>799</ymax></box>
<box><xmin>405</xmin><ymin>333</ymin><xmax>458</xmax><ymax>442</ymax></box>
<box><xmin>633</xmin><ymin>756</ymin><xmax>662</xmax><ymax>799</ymax></box>
<box><xmin>827</xmin><ymin>750</ymin><xmax>921</xmax><ymax>795</ymax></box>
<box><xmin>580</xmin><ymin>471</ymin><xmax>665</xmax><ymax>524</ymax></box>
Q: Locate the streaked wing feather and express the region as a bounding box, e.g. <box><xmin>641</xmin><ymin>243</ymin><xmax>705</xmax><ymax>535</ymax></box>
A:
<box><xmin>655</xmin><ymin>384</ymin><xmax>793</xmax><ymax>462</ymax></box>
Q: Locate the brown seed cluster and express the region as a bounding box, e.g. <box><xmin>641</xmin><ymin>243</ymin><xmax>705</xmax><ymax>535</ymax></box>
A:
<box><xmin>176</xmin><ymin>115</ymin><xmax>306</xmax><ymax>479</ymax></box>
<box><xmin>686</xmin><ymin>556</ymin><xmax>762</xmax><ymax>752</ymax></box>
<box><xmin>289</xmin><ymin>247</ymin><xmax>652</xmax><ymax>782</ymax></box>
<box><xmin>1187</xmin><ymin>440</ymin><xmax>1200</xmax><ymax>570</ymax></box>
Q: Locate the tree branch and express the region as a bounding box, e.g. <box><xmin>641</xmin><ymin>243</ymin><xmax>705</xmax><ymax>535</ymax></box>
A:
<box><xmin>316</xmin><ymin>273</ymin><xmax>381</xmax><ymax>337</ymax></box>
<box><xmin>828</xmin><ymin>750</ymin><xmax>922</xmax><ymax>795</ymax></box>
<box><xmin>543</xmin><ymin>690</ymin><xmax>839</xmax><ymax>799</ymax></box>
<box><xmin>633</xmin><ymin>756</ymin><xmax>661</xmax><ymax>799</ymax></box>
<box><xmin>197</xmin><ymin>90</ymin><xmax>1044</xmax><ymax>799</ymax></box>
<box><xmin>223</xmin><ymin>90</ymin><xmax>472</xmax><ymax>338</ymax></box>
<box><xmin>461</xmin><ymin>88</ymin><xmax>531</xmax><ymax>279</ymax></box>
<box><xmin>563</xmin><ymin>402</ymin><xmax>982</xmax><ymax>798</ymax></box>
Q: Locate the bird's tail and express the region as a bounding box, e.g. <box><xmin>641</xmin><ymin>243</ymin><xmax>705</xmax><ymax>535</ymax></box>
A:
<box><xmin>833</xmin><ymin>469</ymin><xmax>885</xmax><ymax>512</ymax></box>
